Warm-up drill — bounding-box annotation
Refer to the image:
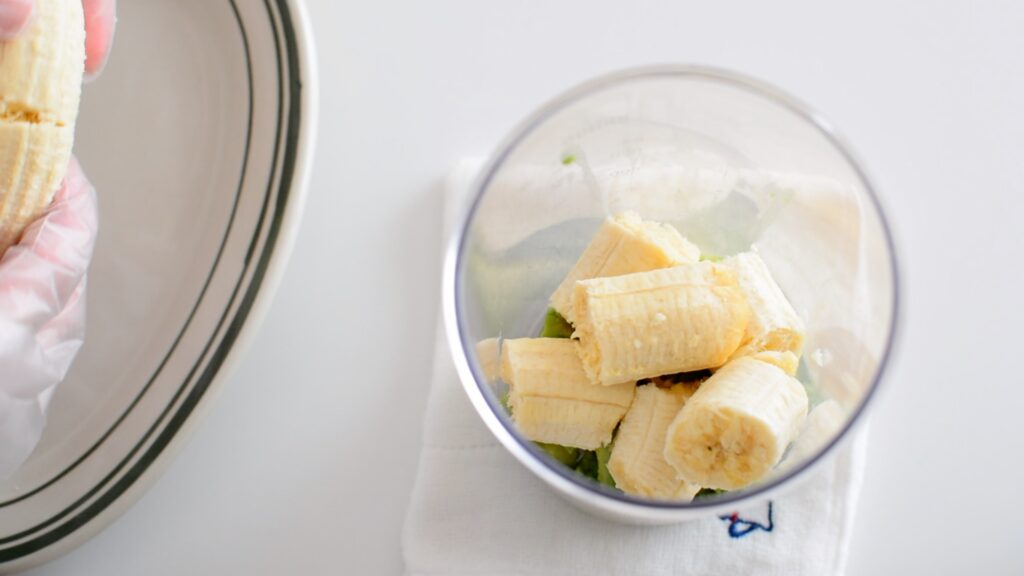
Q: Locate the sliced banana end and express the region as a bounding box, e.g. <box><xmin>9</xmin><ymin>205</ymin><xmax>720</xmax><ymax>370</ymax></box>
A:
<box><xmin>664</xmin><ymin>357</ymin><xmax>808</xmax><ymax>490</ymax></box>
<box><xmin>664</xmin><ymin>405</ymin><xmax>780</xmax><ymax>490</ymax></box>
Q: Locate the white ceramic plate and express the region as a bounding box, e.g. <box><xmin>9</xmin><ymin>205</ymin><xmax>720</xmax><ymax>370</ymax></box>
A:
<box><xmin>0</xmin><ymin>0</ymin><xmax>316</xmax><ymax>570</ymax></box>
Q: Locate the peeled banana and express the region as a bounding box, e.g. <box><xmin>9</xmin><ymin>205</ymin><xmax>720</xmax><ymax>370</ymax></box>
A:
<box><xmin>549</xmin><ymin>211</ymin><xmax>699</xmax><ymax>325</ymax></box>
<box><xmin>0</xmin><ymin>0</ymin><xmax>85</xmax><ymax>255</ymax></box>
<box><xmin>608</xmin><ymin>384</ymin><xmax>702</xmax><ymax>500</ymax></box>
<box><xmin>664</xmin><ymin>357</ymin><xmax>808</xmax><ymax>490</ymax></box>
<box><xmin>475</xmin><ymin>337</ymin><xmax>501</xmax><ymax>383</ymax></box>
<box><xmin>724</xmin><ymin>252</ymin><xmax>805</xmax><ymax>359</ymax></box>
<box><xmin>573</xmin><ymin>262</ymin><xmax>751</xmax><ymax>386</ymax></box>
<box><xmin>500</xmin><ymin>338</ymin><xmax>635</xmax><ymax>450</ymax></box>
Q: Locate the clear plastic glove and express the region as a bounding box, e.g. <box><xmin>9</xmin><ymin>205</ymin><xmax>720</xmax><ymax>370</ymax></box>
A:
<box><xmin>0</xmin><ymin>0</ymin><xmax>115</xmax><ymax>477</ymax></box>
<box><xmin>0</xmin><ymin>160</ymin><xmax>96</xmax><ymax>475</ymax></box>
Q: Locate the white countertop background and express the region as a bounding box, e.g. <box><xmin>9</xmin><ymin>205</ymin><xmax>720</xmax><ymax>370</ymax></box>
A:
<box><xmin>25</xmin><ymin>0</ymin><xmax>1024</xmax><ymax>574</ymax></box>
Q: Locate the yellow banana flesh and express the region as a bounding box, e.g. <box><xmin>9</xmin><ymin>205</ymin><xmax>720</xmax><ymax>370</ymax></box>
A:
<box><xmin>724</xmin><ymin>251</ymin><xmax>805</xmax><ymax>359</ymax></box>
<box><xmin>475</xmin><ymin>337</ymin><xmax>501</xmax><ymax>384</ymax></box>
<box><xmin>500</xmin><ymin>338</ymin><xmax>635</xmax><ymax>450</ymax></box>
<box><xmin>745</xmin><ymin>350</ymin><xmax>799</xmax><ymax>376</ymax></box>
<box><xmin>664</xmin><ymin>357</ymin><xmax>808</xmax><ymax>490</ymax></box>
<box><xmin>777</xmin><ymin>399</ymin><xmax>846</xmax><ymax>472</ymax></box>
<box><xmin>573</xmin><ymin>262</ymin><xmax>750</xmax><ymax>386</ymax></box>
<box><xmin>549</xmin><ymin>211</ymin><xmax>699</xmax><ymax>325</ymax></box>
<box><xmin>609</xmin><ymin>384</ymin><xmax>701</xmax><ymax>500</ymax></box>
<box><xmin>0</xmin><ymin>0</ymin><xmax>85</xmax><ymax>255</ymax></box>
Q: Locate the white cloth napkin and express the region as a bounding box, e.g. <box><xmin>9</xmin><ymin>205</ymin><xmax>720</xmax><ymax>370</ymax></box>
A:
<box><xmin>402</xmin><ymin>159</ymin><xmax>868</xmax><ymax>576</ymax></box>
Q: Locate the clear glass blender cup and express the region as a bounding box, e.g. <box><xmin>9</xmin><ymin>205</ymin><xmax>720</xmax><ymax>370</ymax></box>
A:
<box><xmin>443</xmin><ymin>65</ymin><xmax>898</xmax><ymax>523</ymax></box>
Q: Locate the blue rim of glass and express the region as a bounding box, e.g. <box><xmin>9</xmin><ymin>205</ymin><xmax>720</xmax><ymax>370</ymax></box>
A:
<box><xmin>450</xmin><ymin>64</ymin><xmax>901</xmax><ymax>511</ymax></box>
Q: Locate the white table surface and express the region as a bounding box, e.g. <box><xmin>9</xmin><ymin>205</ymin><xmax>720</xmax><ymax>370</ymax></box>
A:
<box><xmin>24</xmin><ymin>0</ymin><xmax>1024</xmax><ymax>574</ymax></box>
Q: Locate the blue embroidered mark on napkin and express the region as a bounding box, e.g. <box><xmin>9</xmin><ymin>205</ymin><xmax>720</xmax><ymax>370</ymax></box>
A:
<box><xmin>720</xmin><ymin>501</ymin><xmax>774</xmax><ymax>538</ymax></box>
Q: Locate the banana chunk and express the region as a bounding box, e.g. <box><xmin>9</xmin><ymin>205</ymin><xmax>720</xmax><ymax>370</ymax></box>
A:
<box><xmin>664</xmin><ymin>357</ymin><xmax>808</xmax><ymax>490</ymax></box>
<box><xmin>745</xmin><ymin>350</ymin><xmax>799</xmax><ymax>376</ymax></box>
<box><xmin>475</xmin><ymin>338</ymin><xmax>501</xmax><ymax>383</ymax></box>
<box><xmin>724</xmin><ymin>252</ymin><xmax>805</xmax><ymax>358</ymax></box>
<box><xmin>500</xmin><ymin>338</ymin><xmax>635</xmax><ymax>450</ymax></box>
<box><xmin>0</xmin><ymin>0</ymin><xmax>86</xmax><ymax>255</ymax></box>
<box><xmin>549</xmin><ymin>211</ymin><xmax>699</xmax><ymax>325</ymax></box>
<box><xmin>573</xmin><ymin>262</ymin><xmax>750</xmax><ymax>386</ymax></box>
<box><xmin>778</xmin><ymin>399</ymin><xmax>846</xmax><ymax>471</ymax></box>
<box><xmin>609</xmin><ymin>384</ymin><xmax>702</xmax><ymax>500</ymax></box>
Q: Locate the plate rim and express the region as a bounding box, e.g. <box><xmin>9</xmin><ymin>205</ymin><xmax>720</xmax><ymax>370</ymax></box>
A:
<box><xmin>0</xmin><ymin>0</ymin><xmax>318</xmax><ymax>569</ymax></box>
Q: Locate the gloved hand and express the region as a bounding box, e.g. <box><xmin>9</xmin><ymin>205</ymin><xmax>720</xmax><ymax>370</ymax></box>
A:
<box><xmin>0</xmin><ymin>0</ymin><xmax>116</xmax><ymax>477</ymax></box>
